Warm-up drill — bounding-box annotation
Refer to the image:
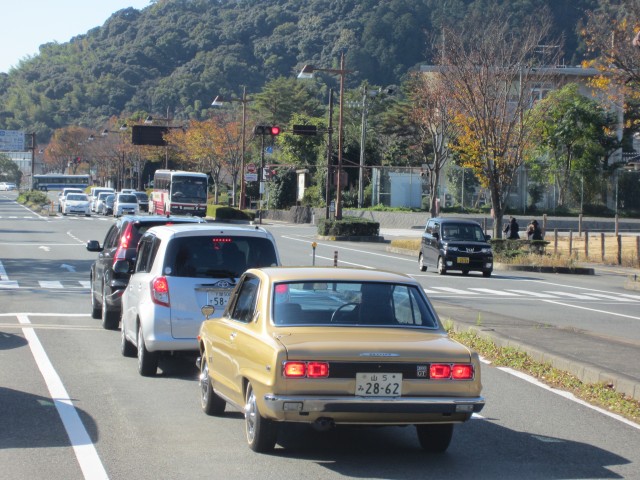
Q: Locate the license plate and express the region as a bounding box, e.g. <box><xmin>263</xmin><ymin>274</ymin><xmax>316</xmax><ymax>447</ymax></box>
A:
<box><xmin>355</xmin><ymin>373</ymin><xmax>402</xmax><ymax>397</ymax></box>
<box><xmin>457</xmin><ymin>257</ymin><xmax>470</xmax><ymax>264</ymax></box>
<box><xmin>206</xmin><ymin>289</ymin><xmax>231</xmax><ymax>308</ymax></box>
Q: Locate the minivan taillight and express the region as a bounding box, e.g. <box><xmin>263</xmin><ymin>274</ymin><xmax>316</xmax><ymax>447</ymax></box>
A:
<box><xmin>151</xmin><ymin>276</ymin><xmax>170</xmax><ymax>307</ymax></box>
<box><xmin>113</xmin><ymin>224</ymin><xmax>133</xmax><ymax>263</ymax></box>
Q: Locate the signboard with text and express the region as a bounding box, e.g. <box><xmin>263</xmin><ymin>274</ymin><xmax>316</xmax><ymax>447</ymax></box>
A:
<box><xmin>0</xmin><ymin>130</ymin><xmax>25</xmax><ymax>151</ymax></box>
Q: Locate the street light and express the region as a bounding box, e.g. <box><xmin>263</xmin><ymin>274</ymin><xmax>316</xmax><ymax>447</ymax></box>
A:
<box><xmin>100</xmin><ymin>124</ymin><xmax>129</xmax><ymax>190</ymax></box>
<box><xmin>298</xmin><ymin>52</ymin><xmax>352</xmax><ymax>220</ymax></box>
<box><xmin>211</xmin><ymin>87</ymin><xmax>252</xmax><ymax>210</ymax></box>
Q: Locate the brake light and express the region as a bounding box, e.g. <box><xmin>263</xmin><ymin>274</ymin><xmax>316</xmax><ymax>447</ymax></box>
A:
<box><xmin>430</xmin><ymin>364</ymin><xmax>452</xmax><ymax>379</ymax></box>
<box><xmin>151</xmin><ymin>276</ymin><xmax>170</xmax><ymax>307</ymax></box>
<box><xmin>430</xmin><ymin>364</ymin><xmax>474</xmax><ymax>380</ymax></box>
<box><xmin>113</xmin><ymin>224</ymin><xmax>133</xmax><ymax>262</ymax></box>
<box><xmin>452</xmin><ymin>364</ymin><xmax>474</xmax><ymax>380</ymax></box>
<box><xmin>283</xmin><ymin>361</ymin><xmax>306</xmax><ymax>377</ymax></box>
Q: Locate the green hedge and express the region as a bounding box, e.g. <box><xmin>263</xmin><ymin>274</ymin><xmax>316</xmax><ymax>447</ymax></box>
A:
<box><xmin>207</xmin><ymin>205</ymin><xmax>255</xmax><ymax>221</ymax></box>
<box><xmin>317</xmin><ymin>217</ymin><xmax>380</xmax><ymax>237</ymax></box>
<box><xmin>491</xmin><ymin>238</ymin><xmax>550</xmax><ymax>255</ymax></box>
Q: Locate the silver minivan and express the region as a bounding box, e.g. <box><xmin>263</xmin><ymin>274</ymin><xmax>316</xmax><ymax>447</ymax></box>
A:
<box><xmin>120</xmin><ymin>224</ymin><xmax>281</xmax><ymax>376</ymax></box>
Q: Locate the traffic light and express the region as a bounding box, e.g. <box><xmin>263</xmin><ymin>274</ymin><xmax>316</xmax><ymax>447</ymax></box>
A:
<box><xmin>254</xmin><ymin>125</ymin><xmax>281</xmax><ymax>136</ymax></box>
<box><xmin>292</xmin><ymin>124</ymin><xmax>318</xmax><ymax>136</ymax></box>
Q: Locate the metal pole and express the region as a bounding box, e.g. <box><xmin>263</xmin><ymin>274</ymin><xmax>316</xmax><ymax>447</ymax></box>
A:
<box><xmin>259</xmin><ymin>134</ymin><xmax>265</xmax><ymax>223</ymax></box>
<box><xmin>336</xmin><ymin>52</ymin><xmax>345</xmax><ymax>221</ymax></box>
<box><xmin>358</xmin><ymin>89</ymin><xmax>367</xmax><ymax>208</ymax></box>
<box><xmin>325</xmin><ymin>89</ymin><xmax>334</xmax><ymax>220</ymax></box>
<box><xmin>30</xmin><ymin>133</ymin><xmax>36</xmax><ymax>190</ymax></box>
<box><xmin>240</xmin><ymin>86</ymin><xmax>247</xmax><ymax>210</ymax></box>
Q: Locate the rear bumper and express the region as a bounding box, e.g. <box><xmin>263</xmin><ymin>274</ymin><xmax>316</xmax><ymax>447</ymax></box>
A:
<box><xmin>262</xmin><ymin>394</ymin><xmax>485</xmax><ymax>424</ymax></box>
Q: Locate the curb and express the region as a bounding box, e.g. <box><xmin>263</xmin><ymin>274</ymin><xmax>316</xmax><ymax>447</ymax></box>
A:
<box><xmin>451</xmin><ymin>322</ymin><xmax>640</xmax><ymax>402</ymax></box>
<box><xmin>495</xmin><ymin>263</ymin><xmax>595</xmax><ymax>275</ymax></box>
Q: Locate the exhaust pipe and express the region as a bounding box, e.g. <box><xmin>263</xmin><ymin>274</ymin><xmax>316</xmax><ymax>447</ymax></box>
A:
<box><xmin>312</xmin><ymin>417</ymin><xmax>335</xmax><ymax>432</ymax></box>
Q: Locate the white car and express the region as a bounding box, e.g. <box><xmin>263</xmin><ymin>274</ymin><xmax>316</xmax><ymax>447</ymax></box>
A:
<box><xmin>89</xmin><ymin>187</ymin><xmax>115</xmax><ymax>212</ymax></box>
<box><xmin>113</xmin><ymin>193</ymin><xmax>139</xmax><ymax>217</ymax></box>
<box><xmin>119</xmin><ymin>224</ymin><xmax>281</xmax><ymax>376</ymax></box>
<box><xmin>62</xmin><ymin>193</ymin><xmax>91</xmax><ymax>216</ymax></box>
<box><xmin>58</xmin><ymin>188</ymin><xmax>85</xmax><ymax>212</ymax></box>
<box><xmin>0</xmin><ymin>182</ymin><xmax>17</xmax><ymax>191</ymax></box>
<box><xmin>94</xmin><ymin>192</ymin><xmax>112</xmax><ymax>215</ymax></box>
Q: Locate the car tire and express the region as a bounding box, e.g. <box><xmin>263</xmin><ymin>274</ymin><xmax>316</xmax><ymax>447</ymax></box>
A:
<box><xmin>101</xmin><ymin>284</ymin><xmax>120</xmax><ymax>330</ymax></box>
<box><xmin>462</xmin><ymin>270</ymin><xmax>469</xmax><ymax>276</ymax></box>
<box><xmin>482</xmin><ymin>270</ymin><xmax>492</xmax><ymax>278</ymax></box>
<box><xmin>418</xmin><ymin>253</ymin><xmax>427</xmax><ymax>272</ymax></box>
<box><xmin>137</xmin><ymin>324</ymin><xmax>158</xmax><ymax>376</ymax></box>
<box><xmin>120</xmin><ymin>323</ymin><xmax>136</xmax><ymax>357</ymax></box>
<box><xmin>416</xmin><ymin>424</ymin><xmax>454</xmax><ymax>453</ymax></box>
<box><xmin>90</xmin><ymin>277</ymin><xmax>102</xmax><ymax>319</ymax></box>
<box><xmin>245</xmin><ymin>382</ymin><xmax>278</xmax><ymax>453</ymax></box>
<box><xmin>200</xmin><ymin>358</ymin><xmax>226</xmax><ymax>416</ymax></box>
<box><xmin>437</xmin><ymin>257</ymin><xmax>447</xmax><ymax>275</ymax></box>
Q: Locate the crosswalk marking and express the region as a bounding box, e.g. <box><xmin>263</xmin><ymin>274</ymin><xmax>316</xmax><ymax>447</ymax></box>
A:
<box><xmin>428</xmin><ymin>287</ymin><xmax>475</xmax><ymax>294</ymax></box>
<box><xmin>39</xmin><ymin>281</ymin><xmax>64</xmax><ymax>289</ymax></box>
<box><xmin>545</xmin><ymin>291</ymin><xmax>599</xmax><ymax>300</ymax></box>
<box><xmin>79</xmin><ymin>281</ymin><xmax>91</xmax><ymax>289</ymax></box>
<box><xmin>0</xmin><ymin>280</ymin><xmax>19</xmax><ymax>289</ymax></box>
<box><xmin>506</xmin><ymin>290</ymin><xmax>559</xmax><ymax>298</ymax></box>
<box><xmin>469</xmin><ymin>288</ymin><xmax>520</xmax><ymax>296</ymax></box>
<box><xmin>586</xmin><ymin>293</ymin><xmax>637</xmax><ymax>302</ymax></box>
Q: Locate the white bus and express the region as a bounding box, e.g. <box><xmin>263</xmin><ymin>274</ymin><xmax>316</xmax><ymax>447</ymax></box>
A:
<box><xmin>33</xmin><ymin>174</ymin><xmax>90</xmax><ymax>191</ymax></box>
<box><xmin>150</xmin><ymin>170</ymin><xmax>208</xmax><ymax>217</ymax></box>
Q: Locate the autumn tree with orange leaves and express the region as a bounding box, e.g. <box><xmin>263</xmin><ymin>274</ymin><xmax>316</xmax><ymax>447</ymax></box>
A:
<box><xmin>44</xmin><ymin>126</ymin><xmax>95</xmax><ymax>176</ymax></box>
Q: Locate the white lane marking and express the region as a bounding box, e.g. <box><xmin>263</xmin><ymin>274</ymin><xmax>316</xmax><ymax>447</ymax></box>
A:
<box><xmin>0</xmin><ymin>260</ymin><xmax>9</xmax><ymax>280</ymax></box>
<box><xmin>431</xmin><ymin>287</ymin><xmax>477</xmax><ymax>295</ymax></box>
<box><xmin>40</xmin><ymin>281</ymin><xmax>64</xmax><ymax>289</ymax></box>
<box><xmin>17</xmin><ymin>314</ymin><xmax>109</xmax><ymax>479</ymax></box>
<box><xmin>282</xmin><ymin>235</ymin><xmax>415</xmax><ymax>262</ymax></box>
<box><xmin>314</xmin><ymin>255</ymin><xmax>373</xmax><ymax>268</ymax></box>
<box><xmin>39</xmin><ymin>246</ymin><xmax>51</xmax><ymax>252</ymax></box>
<box><xmin>506</xmin><ymin>290</ymin><xmax>558</xmax><ymax>298</ymax></box>
<box><xmin>542</xmin><ymin>300</ymin><xmax>640</xmax><ymax>321</ymax></box>
<box><xmin>0</xmin><ymin>281</ymin><xmax>19</xmax><ymax>289</ymax></box>
<box><xmin>469</xmin><ymin>288</ymin><xmax>520</xmax><ymax>296</ymax></box>
<box><xmin>587</xmin><ymin>293</ymin><xmax>636</xmax><ymax>302</ymax></box>
<box><xmin>545</xmin><ymin>291</ymin><xmax>599</xmax><ymax>300</ymax></box>
<box><xmin>79</xmin><ymin>281</ymin><xmax>91</xmax><ymax>288</ymax></box>
<box><xmin>498</xmin><ymin>365</ymin><xmax>640</xmax><ymax>430</ymax></box>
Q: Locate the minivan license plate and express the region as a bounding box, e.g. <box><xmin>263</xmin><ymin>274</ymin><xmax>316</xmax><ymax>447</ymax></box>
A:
<box><xmin>207</xmin><ymin>290</ymin><xmax>231</xmax><ymax>308</ymax></box>
<box><xmin>457</xmin><ymin>257</ymin><xmax>470</xmax><ymax>264</ymax></box>
<box><xmin>356</xmin><ymin>373</ymin><xmax>402</xmax><ymax>396</ymax></box>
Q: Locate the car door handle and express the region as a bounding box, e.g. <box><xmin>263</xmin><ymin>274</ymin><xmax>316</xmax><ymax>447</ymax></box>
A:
<box><xmin>229</xmin><ymin>332</ymin><xmax>237</xmax><ymax>341</ymax></box>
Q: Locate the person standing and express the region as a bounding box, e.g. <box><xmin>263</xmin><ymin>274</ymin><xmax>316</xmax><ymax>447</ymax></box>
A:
<box><xmin>527</xmin><ymin>219</ymin><xmax>543</xmax><ymax>240</ymax></box>
<box><xmin>503</xmin><ymin>216</ymin><xmax>520</xmax><ymax>239</ymax></box>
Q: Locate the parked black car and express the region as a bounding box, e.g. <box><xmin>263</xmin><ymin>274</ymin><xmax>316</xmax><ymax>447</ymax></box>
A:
<box><xmin>418</xmin><ymin>217</ymin><xmax>493</xmax><ymax>277</ymax></box>
<box><xmin>86</xmin><ymin>215</ymin><xmax>206</xmax><ymax>329</ymax></box>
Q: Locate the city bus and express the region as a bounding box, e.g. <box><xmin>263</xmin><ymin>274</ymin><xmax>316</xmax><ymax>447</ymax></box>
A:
<box><xmin>149</xmin><ymin>169</ymin><xmax>208</xmax><ymax>217</ymax></box>
<box><xmin>33</xmin><ymin>174</ymin><xmax>90</xmax><ymax>191</ymax></box>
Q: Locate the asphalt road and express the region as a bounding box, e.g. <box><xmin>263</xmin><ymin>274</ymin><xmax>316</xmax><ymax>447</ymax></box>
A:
<box><xmin>1</xmin><ymin>191</ymin><xmax>640</xmax><ymax>479</ymax></box>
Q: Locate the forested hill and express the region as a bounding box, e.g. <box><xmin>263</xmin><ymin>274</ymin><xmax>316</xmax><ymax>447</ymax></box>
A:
<box><xmin>0</xmin><ymin>0</ymin><xmax>594</xmax><ymax>141</ymax></box>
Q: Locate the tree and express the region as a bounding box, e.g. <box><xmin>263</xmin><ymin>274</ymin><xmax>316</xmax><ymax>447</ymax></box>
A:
<box><xmin>439</xmin><ymin>6</ymin><xmax>558</xmax><ymax>238</ymax></box>
<box><xmin>0</xmin><ymin>154</ymin><xmax>23</xmax><ymax>185</ymax></box>
<box><xmin>406</xmin><ymin>72</ymin><xmax>458</xmax><ymax>216</ymax></box>
<box><xmin>45</xmin><ymin>126</ymin><xmax>95</xmax><ymax>175</ymax></box>
<box><xmin>528</xmin><ymin>83</ymin><xmax>621</xmax><ymax>208</ymax></box>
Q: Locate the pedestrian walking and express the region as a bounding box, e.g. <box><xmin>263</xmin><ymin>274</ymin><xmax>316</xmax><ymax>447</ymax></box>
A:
<box><xmin>527</xmin><ymin>219</ymin><xmax>543</xmax><ymax>240</ymax></box>
<box><xmin>503</xmin><ymin>216</ymin><xmax>520</xmax><ymax>239</ymax></box>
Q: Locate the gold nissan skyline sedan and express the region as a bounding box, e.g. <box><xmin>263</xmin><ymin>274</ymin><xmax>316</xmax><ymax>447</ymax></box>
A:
<box><xmin>197</xmin><ymin>267</ymin><xmax>484</xmax><ymax>453</ymax></box>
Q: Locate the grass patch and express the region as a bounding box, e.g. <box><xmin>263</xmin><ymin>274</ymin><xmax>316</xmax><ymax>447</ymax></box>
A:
<box><xmin>448</xmin><ymin>327</ymin><xmax>640</xmax><ymax>424</ymax></box>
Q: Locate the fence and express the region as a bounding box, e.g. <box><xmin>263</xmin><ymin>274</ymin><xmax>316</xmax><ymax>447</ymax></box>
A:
<box><xmin>549</xmin><ymin>230</ymin><xmax>640</xmax><ymax>267</ymax></box>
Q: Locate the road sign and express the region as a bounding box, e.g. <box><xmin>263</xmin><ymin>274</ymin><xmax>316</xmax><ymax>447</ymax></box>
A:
<box><xmin>245</xmin><ymin>173</ymin><xmax>258</xmax><ymax>182</ymax></box>
<box><xmin>0</xmin><ymin>130</ymin><xmax>25</xmax><ymax>151</ymax></box>
<box><xmin>246</xmin><ymin>163</ymin><xmax>256</xmax><ymax>173</ymax></box>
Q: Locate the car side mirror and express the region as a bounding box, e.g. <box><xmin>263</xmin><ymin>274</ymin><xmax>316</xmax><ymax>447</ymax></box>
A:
<box><xmin>485</xmin><ymin>234</ymin><xmax>492</xmax><ymax>241</ymax></box>
<box><xmin>86</xmin><ymin>240</ymin><xmax>102</xmax><ymax>252</ymax></box>
<box><xmin>113</xmin><ymin>260</ymin><xmax>133</xmax><ymax>274</ymax></box>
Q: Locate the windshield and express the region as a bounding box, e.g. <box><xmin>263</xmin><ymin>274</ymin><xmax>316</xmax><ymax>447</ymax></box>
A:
<box><xmin>441</xmin><ymin>224</ymin><xmax>487</xmax><ymax>242</ymax></box>
<box><xmin>171</xmin><ymin>176</ymin><xmax>207</xmax><ymax>202</ymax></box>
<box><xmin>118</xmin><ymin>194</ymin><xmax>138</xmax><ymax>203</ymax></box>
<box><xmin>272</xmin><ymin>281</ymin><xmax>439</xmax><ymax>328</ymax></box>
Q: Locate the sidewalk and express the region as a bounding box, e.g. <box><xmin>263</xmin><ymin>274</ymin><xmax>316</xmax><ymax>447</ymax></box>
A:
<box><xmin>378</xmin><ymin>227</ymin><xmax>640</xmax><ymax>402</ymax></box>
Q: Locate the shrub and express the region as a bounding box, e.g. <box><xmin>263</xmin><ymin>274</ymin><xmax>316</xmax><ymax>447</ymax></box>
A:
<box><xmin>207</xmin><ymin>205</ymin><xmax>254</xmax><ymax>221</ymax></box>
<box><xmin>317</xmin><ymin>217</ymin><xmax>380</xmax><ymax>237</ymax></box>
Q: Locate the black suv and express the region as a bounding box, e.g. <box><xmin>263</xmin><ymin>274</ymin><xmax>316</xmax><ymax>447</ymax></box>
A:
<box><xmin>86</xmin><ymin>215</ymin><xmax>206</xmax><ymax>329</ymax></box>
<box><xmin>418</xmin><ymin>217</ymin><xmax>493</xmax><ymax>277</ymax></box>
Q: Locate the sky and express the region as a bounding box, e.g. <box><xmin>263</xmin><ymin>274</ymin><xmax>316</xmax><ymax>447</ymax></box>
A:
<box><xmin>0</xmin><ymin>1</ymin><xmax>153</xmax><ymax>73</ymax></box>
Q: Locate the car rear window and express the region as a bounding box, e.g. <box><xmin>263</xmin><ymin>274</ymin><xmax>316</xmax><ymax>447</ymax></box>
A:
<box><xmin>118</xmin><ymin>194</ymin><xmax>138</xmax><ymax>203</ymax></box>
<box><xmin>272</xmin><ymin>281</ymin><xmax>439</xmax><ymax>328</ymax></box>
<box><xmin>165</xmin><ymin>235</ymin><xmax>278</xmax><ymax>278</ymax></box>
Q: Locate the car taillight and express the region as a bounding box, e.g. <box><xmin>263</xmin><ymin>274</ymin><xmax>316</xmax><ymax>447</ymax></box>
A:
<box><xmin>430</xmin><ymin>364</ymin><xmax>474</xmax><ymax>380</ymax></box>
<box><xmin>151</xmin><ymin>276</ymin><xmax>170</xmax><ymax>307</ymax></box>
<box><xmin>283</xmin><ymin>361</ymin><xmax>330</xmax><ymax>378</ymax></box>
<box><xmin>113</xmin><ymin>224</ymin><xmax>133</xmax><ymax>262</ymax></box>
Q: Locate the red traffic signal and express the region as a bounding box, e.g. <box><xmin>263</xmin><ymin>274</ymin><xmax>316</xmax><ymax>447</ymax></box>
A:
<box><xmin>254</xmin><ymin>125</ymin><xmax>281</xmax><ymax>136</ymax></box>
